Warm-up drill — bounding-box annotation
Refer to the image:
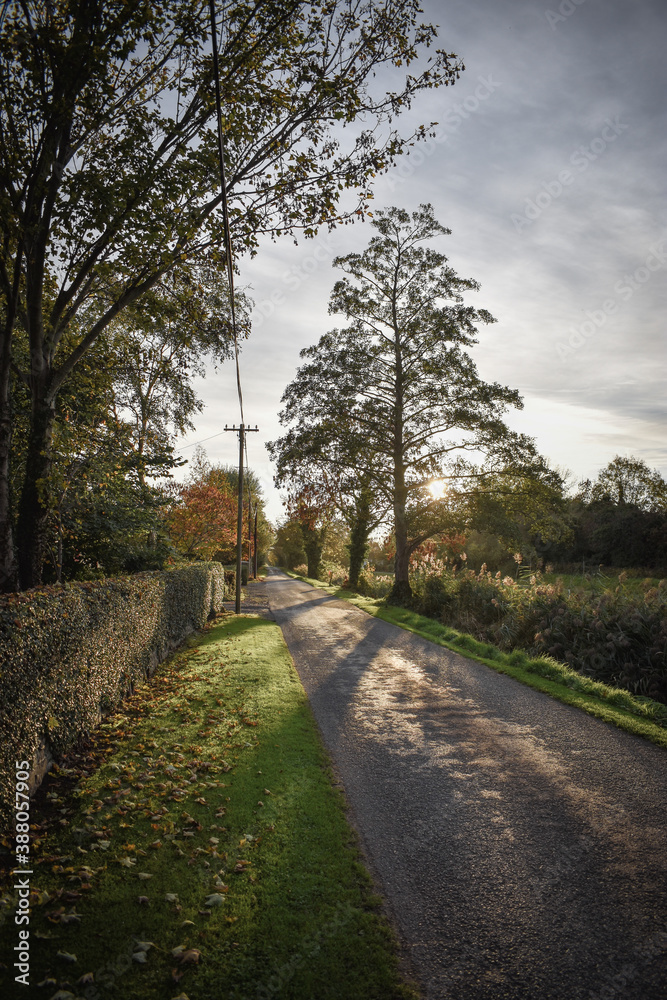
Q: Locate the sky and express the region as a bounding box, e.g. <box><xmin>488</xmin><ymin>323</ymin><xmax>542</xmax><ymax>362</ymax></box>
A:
<box><xmin>176</xmin><ymin>0</ymin><xmax>667</xmax><ymax>525</ymax></box>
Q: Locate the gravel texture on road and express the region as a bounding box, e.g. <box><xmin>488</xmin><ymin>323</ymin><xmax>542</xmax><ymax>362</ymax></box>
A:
<box><xmin>262</xmin><ymin>570</ymin><xmax>667</xmax><ymax>1000</ymax></box>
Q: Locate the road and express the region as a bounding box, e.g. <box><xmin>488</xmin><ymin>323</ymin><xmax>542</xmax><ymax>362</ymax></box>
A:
<box><xmin>262</xmin><ymin>569</ymin><xmax>667</xmax><ymax>1000</ymax></box>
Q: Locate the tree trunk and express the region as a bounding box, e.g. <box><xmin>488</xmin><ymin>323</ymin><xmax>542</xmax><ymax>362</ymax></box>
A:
<box><xmin>301</xmin><ymin>523</ymin><xmax>326</xmax><ymax>579</ymax></box>
<box><xmin>388</xmin><ymin>506</ymin><xmax>412</xmax><ymax>604</ymax></box>
<box><xmin>388</xmin><ymin>312</ymin><xmax>411</xmax><ymax>605</ymax></box>
<box><xmin>17</xmin><ymin>396</ymin><xmax>56</xmax><ymax>589</ymax></box>
<box><xmin>348</xmin><ymin>487</ymin><xmax>372</xmax><ymax>589</ymax></box>
<box><xmin>0</xmin><ymin>354</ymin><xmax>17</xmax><ymax>592</ymax></box>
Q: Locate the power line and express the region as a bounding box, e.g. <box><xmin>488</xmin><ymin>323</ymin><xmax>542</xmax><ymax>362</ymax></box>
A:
<box><xmin>208</xmin><ymin>0</ymin><xmax>244</xmax><ymax>426</ymax></box>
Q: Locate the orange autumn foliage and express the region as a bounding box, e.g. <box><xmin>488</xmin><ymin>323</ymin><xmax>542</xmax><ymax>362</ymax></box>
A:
<box><xmin>167</xmin><ymin>479</ymin><xmax>236</xmax><ymax>559</ymax></box>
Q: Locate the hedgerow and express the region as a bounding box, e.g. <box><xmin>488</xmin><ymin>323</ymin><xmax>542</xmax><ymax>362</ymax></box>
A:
<box><xmin>409</xmin><ymin>566</ymin><xmax>667</xmax><ymax>705</ymax></box>
<box><xmin>0</xmin><ymin>563</ymin><xmax>226</xmax><ymax>831</ymax></box>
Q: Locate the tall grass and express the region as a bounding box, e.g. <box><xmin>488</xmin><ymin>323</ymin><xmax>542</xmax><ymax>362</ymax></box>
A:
<box><xmin>407</xmin><ymin>564</ymin><xmax>667</xmax><ymax>704</ymax></box>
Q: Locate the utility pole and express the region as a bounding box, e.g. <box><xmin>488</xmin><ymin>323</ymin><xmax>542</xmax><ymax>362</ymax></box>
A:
<box><xmin>247</xmin><ymin>485</ymin><xmax>253</xmax><ymax>577</ymax></box>
<box><xmin>224</xmin><ymin>424</ymin><xmax>258</xmax><ymax>613</ymax></box>
<box><xmin>253</xmin><ymin>508</ymin><xmax>258</xmax><ymax>579</ymax></box>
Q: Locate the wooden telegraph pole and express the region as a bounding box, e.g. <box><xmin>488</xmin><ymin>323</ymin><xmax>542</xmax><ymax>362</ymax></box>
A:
<box><xmin>253</xmin><ymin>508</ymin><xmax>258</xmax><ymax>579</ymax></box>
<box><xmin>224</xmin><ymin>424</ymin><xmax>258</xmax><ymax>613</ymax></box>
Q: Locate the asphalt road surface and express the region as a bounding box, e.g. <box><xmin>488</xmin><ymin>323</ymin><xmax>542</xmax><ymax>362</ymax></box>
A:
<box><xmin>262</xmin><ymin>569</ymin><xmax>667</xmax><ymax>1000</ymax></box>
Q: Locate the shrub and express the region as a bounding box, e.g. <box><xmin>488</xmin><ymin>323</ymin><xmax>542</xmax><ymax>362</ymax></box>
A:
<box><xmin>0</xmin><ymin>563</ymin><xmax>226</xmax><ymax>832</ymax></box>
<box><xmin>356</xmin><ymin>567</ymin><xmax>393</xmax><ymax>598</ymax></box>
<box><xmin>320</xmin><ymin>562</ymin><xmax>348</xmax><ymax>586</ymax></box>
<box><xmin>410</xmin><ymin>568</ymin><xmax>667</xmax><ymax>705</ymax></box>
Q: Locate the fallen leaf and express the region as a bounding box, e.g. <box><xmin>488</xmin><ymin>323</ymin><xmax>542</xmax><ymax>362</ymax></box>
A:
<box><xmin>137</xmin><ymin>896</ymin><xmax>150</xmax><ymax>905</ymax></box>
<box><xmin>77</xmin><ymin>973</ymin><xmax>95</xmax><ymax>985</ymax></box>
<box><xmin>134</xmin><ymin>940</ymin><xmax>156</xmax><ymax>952</ymax></box>
<box><xmin>204</xmin><ymin>893</ymin><xmax>226</xmax><ymax>907</ymax></box>
<box><xmin>56</xmin><ymin>950</ymin><xmax>78</xmax><ymax>963</ymax></box>
<box><xmin>165</xmin><ymin>892</ymin><xmax>179</xmax><ymax>903</ymax></box>
<box><xmin>137</xmin><ymin>872</ymin><xmax>153</xmax><ymax>880</ymax></box>
<box><xmin>179</xmin><ymin>949</ymin><xmax>201</xmax><ymax>965</ymax></box>
<box><xmin>132</xmin><ymin>951</ymin><xmax>148</xmax><ymax>963</ymax></box>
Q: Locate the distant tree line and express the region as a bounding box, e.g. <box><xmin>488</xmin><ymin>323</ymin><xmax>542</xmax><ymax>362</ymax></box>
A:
<box><xmin>540</xmin><ymin>456</ymin><xmax>667</xmax><ymax>572</ymax></box>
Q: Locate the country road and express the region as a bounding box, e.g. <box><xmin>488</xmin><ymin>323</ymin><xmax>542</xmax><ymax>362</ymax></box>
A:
<box><xmin>261</xmin><ymin>569</ymin><xmax>667</xmax><ymax>1000</ymax></box>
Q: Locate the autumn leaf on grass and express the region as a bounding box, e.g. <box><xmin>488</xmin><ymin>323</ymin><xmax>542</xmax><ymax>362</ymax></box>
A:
<box><xmin>171</xmin><ymin>945</ymin><xmax>202</xmax><ymax>964</ymax></box>
<box><xmin>119</xmin><ymin>857</ymin><xmax>136</xmax><ymax>868</ymax></box>
<box><xmin>134</xmin><ymin>940</ymin><xmax>157</xmax><ymax>953</ymax></box>
<box><xmin>165</xmin><ymin>892</ymin><xmax>180</xmax><ymax>903</ymax></box>
<box><xmin>57</xmin><ymin>950</ymin><xmax>78</xmax><ymax>963</ymax></box>
<box><xmin>137</xmin><ymin>872</ymin><xmax>153</xmax><ymax>880</ymax></box>
<box><xmin>204</xmin><ymin>893</ymin><xmax>226</xmax><ymax>907</ymax></box>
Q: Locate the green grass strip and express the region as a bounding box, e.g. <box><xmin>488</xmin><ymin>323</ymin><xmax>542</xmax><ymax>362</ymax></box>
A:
<box><xmin>0</xmin><ymin>614</ymin><xmax>416</xmax><ymax>1000</ymax></box>
<box><xmin>282</xmin><ymin>570</ymin><xmax>667</xmax><ymax>750</ymax></box>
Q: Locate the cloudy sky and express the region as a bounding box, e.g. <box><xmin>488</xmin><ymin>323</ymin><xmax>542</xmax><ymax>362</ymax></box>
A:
<box><xmin>178</xmin><ymin>0</ymin><xmax>667</xmax><ymax>525</ymax></box>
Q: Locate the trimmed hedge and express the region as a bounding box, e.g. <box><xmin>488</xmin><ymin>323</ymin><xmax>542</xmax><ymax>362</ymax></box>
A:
<box><xmin>0</xmin><ymin>563</ymin><xmax>226</xmax><ymax>832</ymax></box>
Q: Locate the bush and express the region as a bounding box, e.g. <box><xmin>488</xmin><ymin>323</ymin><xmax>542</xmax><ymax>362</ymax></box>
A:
<box><xmin>0</xmin><ymin>563</ymin><xmax>226</xmax><ymax>832</ymax></box>
<box><xmin>410</xmin><ymin>567</ymin><xmax>667</xmax><ymax>705</ymax></box>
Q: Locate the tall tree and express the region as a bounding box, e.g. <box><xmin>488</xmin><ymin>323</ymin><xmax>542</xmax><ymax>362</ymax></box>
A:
<box><xmin>165</xmin><ymin>448</ymin><xmax>237</xmax><ymax>560</ymax></box>
<box><xmin>273</xmin><ymin>205</ymin><xmax>561</xmax><ymax>602</ymax></box>
<box><xmin>268</xmin><ymin>425</ymin><xmax>389</xmax><ymax>587</ymax></box>
<box><xmin>0</xmin><ymin>0</ymin><xmax>463</xmax><ymax>590</ymax></box>
<box><xmin>577</xmin><ymin>456</ymin><xmax>667</xmax><ymax>511</ymax></box>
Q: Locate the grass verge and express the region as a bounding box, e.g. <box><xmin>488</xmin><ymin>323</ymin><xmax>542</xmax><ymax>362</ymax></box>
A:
<box><xmin>282</xmin><ymin>570</ymin><xmax>667</xmax><ymax>751</ymax></box>
<box><xmin>0</xmin><ymin>612</ymin><xmax>417</xmax><ymax>1000</ymax></box>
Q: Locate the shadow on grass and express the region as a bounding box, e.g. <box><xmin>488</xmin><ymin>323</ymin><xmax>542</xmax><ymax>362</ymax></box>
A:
<box><xmin>0</xmin><ymin>612</ymin><xmax>415</xmax><ymax>1000</ymax></box>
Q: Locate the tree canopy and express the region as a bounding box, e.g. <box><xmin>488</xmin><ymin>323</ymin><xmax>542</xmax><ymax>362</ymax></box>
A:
<box><xmin>1</xmin><ymin>0</ymin><xmax>463</xmax><ymax>590</ymax></box>
<box><xmin>270</xmin><ymin>205</ymin><xmax>564</xmax><ymax>600</ymax></box>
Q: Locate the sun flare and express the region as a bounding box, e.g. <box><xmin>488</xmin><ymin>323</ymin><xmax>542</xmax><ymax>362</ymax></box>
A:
<box><xmin>427</xmin><ymin>480</ymin><xmax>447</xmax><ymax>499</ymax></box>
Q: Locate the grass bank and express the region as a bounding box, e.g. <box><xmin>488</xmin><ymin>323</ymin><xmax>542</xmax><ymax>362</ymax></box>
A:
<box><xmin>0</xmin><ymin>612</ymin><xmax>416</xmax><ymax>1000</ymax></box>
<box><xmin>282</xmin><ymin>570</ymin><xmax>667</xmax><ymax>751</ymax></box>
